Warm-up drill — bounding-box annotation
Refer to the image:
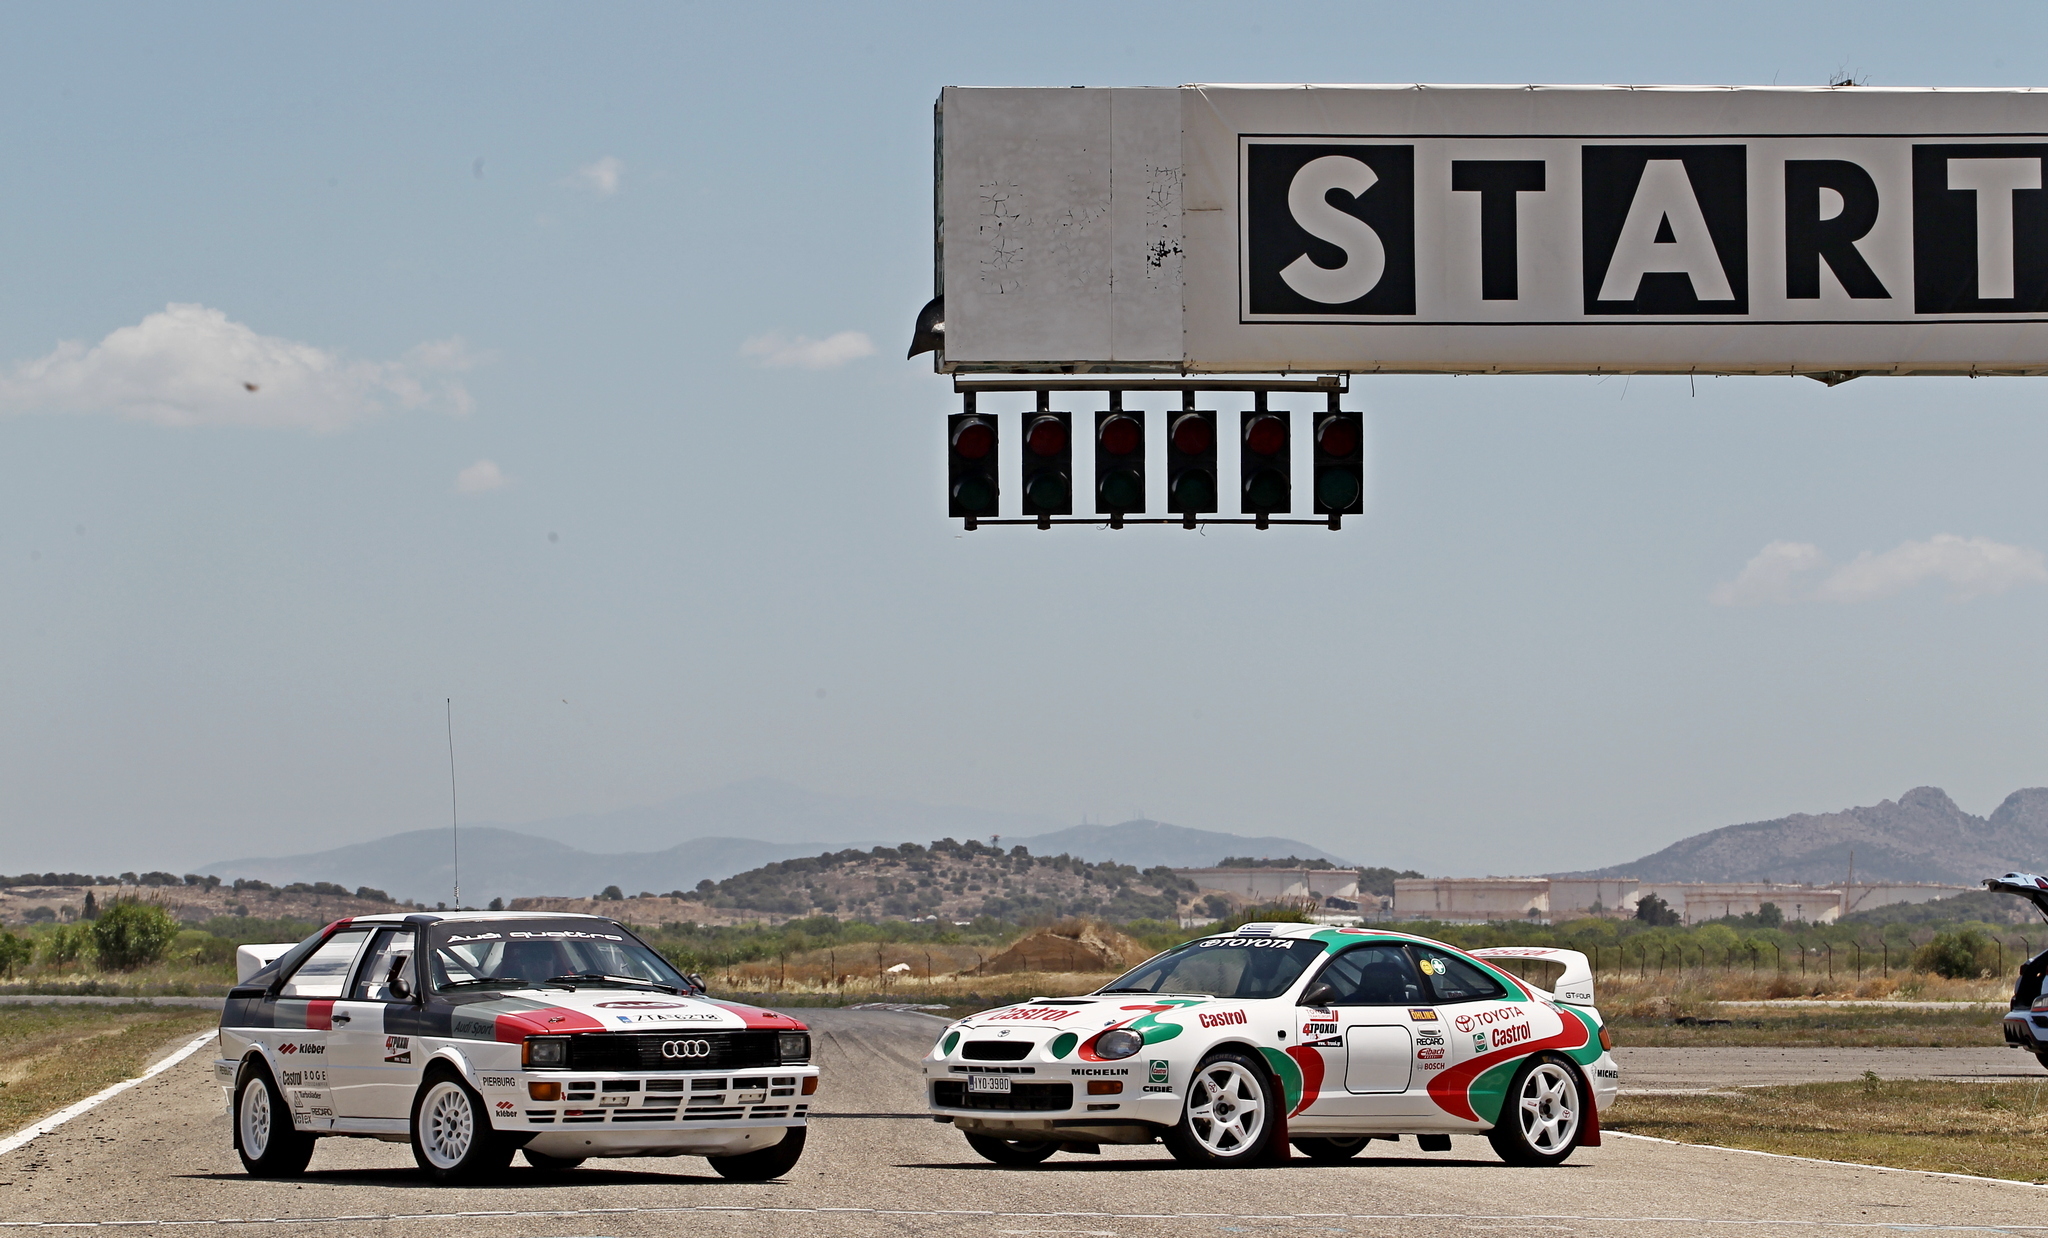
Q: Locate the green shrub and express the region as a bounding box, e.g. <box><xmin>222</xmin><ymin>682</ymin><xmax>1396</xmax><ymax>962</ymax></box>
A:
<box><xmin>40</xmin><ymin>922</ymin><xmax>94</xmax><ymax>965</ymax></box>
<box><xmin>0</xmin><ymin>930</ymin><xmax>30</xmax><ymax>977</ymax></box>
<box><xmin>91</xmin><ymin>900</ymin><xmax>179</xmax><ymax>969</ymax></box>
<box><xmin>1913</xmin><ymin>928</ymin><xmax>1997</xmax><ymax>979</ymax></box>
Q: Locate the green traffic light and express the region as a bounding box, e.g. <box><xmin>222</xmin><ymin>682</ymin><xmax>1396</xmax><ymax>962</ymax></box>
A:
<box><xmin>1244</xmin><ymin>468</ymin><xmax>1288</xmax><ymax>512</ymax></box>
<box><xmin>1025</xmin><ymin>470</ymin><xmax>1070</xmax><ymax>512</ymax></box>
<box><xmin>1098</xmin><ymin>467</ymin><xmax>1143</xmax><ymax>511</ymax></box>
<box><xmin>952</xmin><ymin>476</ymin><xmax>996</xmax><ymax>515</ymax></box>
<box><xmin>1316</xmin><ymin>467</ymin><xmax>1361</xmax><ymax>510</ymax></box>
<box><xmin>1171</xmin><ymin>468</ymin><xmax>1215</xmax><ymax>512</ymax></box>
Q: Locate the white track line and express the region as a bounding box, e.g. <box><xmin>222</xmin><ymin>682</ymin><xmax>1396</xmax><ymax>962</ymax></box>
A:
<box><xmin>1607</xmin><ymin>1131</ymin><xmax>2048</xmax><ymax>1189</ymax></box>
<box><xmin>0</xmin><ymin>1207</ymin><xmax>2042</xmax><ymax>1231</ymax></box>
<box><xmin>0</xmin><ymin>1030</ymin><xmax>216</xmax><ymax>1159</ymax></box>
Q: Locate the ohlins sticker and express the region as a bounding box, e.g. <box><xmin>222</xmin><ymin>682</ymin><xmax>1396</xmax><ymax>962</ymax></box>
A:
<box><xmin>1408</xmin><ymin>1009</ymin><xmax>1437</xmax><ymax>1021</ymax></box>
<box><xmin>1198</xmin><ymin>1010</ymin><xmax>1248</xmax><ymax>1028</ymax></box>
<box><xmin>383</xmin><ymin>1036</ymin><xmax>411</xmax><ymax>1064</ymax></box>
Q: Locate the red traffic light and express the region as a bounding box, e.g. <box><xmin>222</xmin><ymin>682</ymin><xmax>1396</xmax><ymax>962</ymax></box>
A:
<box><xmin>1245</xmin><ymin>414</ymin><xmax>1286</xmax><ymax>457</ymax></box>
<box><xmin>1170</xmin><ymin>414</ymin><xmax>1213</xmax><ymax>455</ymax></box>
<box><xmin>1316</xmin><ymin>417</ymin><xmax>1359</xmax><ymax>458</ymax></box>
<box><xmin>1025</xmin><ymin>415</ymin><xmax>1068</xmax><ymax>457</ymax></box>
<box><xmin>952</xmin><ymin>419</ymin><xmax>995</xmax><ymax>460</ymax></box>
<box><xmin>1098</xmin><ymin>414</ymin><xmax>1141</xmax><ymax>456</ymax></box>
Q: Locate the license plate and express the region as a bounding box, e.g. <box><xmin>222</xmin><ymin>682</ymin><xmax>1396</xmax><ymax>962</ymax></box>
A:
<box><xmin>967</xmin><ymin>1075</ymin><xmax>1012</xmax><ymax>1094</ymax></box>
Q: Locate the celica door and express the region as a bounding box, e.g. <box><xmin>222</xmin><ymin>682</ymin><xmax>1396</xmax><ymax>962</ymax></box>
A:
<box><xmin>1313</xmin><ymin>944</ymin><xmax>1426</xmax><ymax>1107</ymax></box>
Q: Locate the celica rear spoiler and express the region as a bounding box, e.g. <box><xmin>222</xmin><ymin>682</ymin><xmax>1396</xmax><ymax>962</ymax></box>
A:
<box><xmin>1986</xmin><ymin>873</ymin><xmax>2048</xmax><ymax>921</ymax></box>
<box><xmin>1467</xmin><ymin>947</ymin><xmax>1595</xmax><ymax>1006</ymax></box>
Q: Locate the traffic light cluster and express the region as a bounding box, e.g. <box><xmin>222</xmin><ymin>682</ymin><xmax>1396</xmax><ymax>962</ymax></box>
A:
<box><xmin>948</xmin><ymin>394</ymin><xmax>1363</xmax><ymax>525</ymax></box>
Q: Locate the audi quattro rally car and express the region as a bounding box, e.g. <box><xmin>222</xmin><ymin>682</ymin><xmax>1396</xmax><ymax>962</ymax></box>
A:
<box><xmin>922</xmin><ymin>924</ymin><xmax>1617</xmax><ymax>1168</ymax></box>
<box><xmin>214</xmin><ymin>912</ymin><xmax>816</xmax><ymax>1183</ymax></box>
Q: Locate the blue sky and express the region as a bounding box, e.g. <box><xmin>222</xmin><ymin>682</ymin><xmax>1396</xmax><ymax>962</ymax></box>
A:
<box><xmin>5</xmin><ymin>2</ymin><xmax>2048</xmax><ymax>878</ymax></box>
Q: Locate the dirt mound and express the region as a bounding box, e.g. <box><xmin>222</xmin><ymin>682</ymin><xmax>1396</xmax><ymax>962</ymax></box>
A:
<box><xmin>981</xmin><ymin>920</ymin><xmax>1152</xmax><ymax>975</ymax></box>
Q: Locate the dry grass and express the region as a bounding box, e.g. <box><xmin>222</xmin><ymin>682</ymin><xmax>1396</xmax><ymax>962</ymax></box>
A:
<box><xmin>0</xmin><ymin>1005</ymin><xmax>218</xmax><ymax>1137</ymax></box>
<box><xmin>1607</xmin><ymin>1076</ymin><xmax>2048</xmax><ymax>1183</ymax></box>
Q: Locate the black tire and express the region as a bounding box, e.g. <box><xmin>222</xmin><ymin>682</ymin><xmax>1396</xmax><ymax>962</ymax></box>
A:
<box><xmin>964</xmin><ymin>1132</ymin><xmax>1059</xmax><ymax>1165</ymax></box>
<box><xmin>1486</xmin><ymin>1054</ymin><xmax>1587</xmax><ymax>1167</ymax></box>
<box><xmin>1292</xmin><ymin>1135</ymin><xmax>1369</xmax><ymax>1162</ymax></box>
<box><xmin>233</xmin><ymin>1062</ymin><xmax>315</xmax><ymax>1178</ymax></box>
<box><xmin>2034</xmin><ymin>1051</ymin><xmax>2048</xmax><ymax>1072</ymax></box>
<box><xmin>708</xmin><ymin>1126</ymin><xmax>807</xmax><ymax>1181</ymax></box>
<box><xmin>410</xmin><ymin>1071</ymin><xmax>515</xmax><ymax>1183</ymax></box>
<box><xmin>1163</xmin><ymin>1050</ymin><xmax>1278</xmax><ymax>1167</ymax></box>
<box><xmin>522</xmin><ymin>1149</ymin><xmax>586</xmax><ymax>1172</ymax></box>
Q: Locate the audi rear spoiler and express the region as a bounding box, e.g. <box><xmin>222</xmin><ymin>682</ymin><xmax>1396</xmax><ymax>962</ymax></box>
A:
<box><xmin>1987</xmin><ymin>873</ymin><xmax>2048</xmax><ymax>921</ymax></box>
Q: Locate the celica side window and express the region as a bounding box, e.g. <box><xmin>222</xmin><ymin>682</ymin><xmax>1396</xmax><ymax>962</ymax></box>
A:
<box><xmin>277</xmin><ymin>929</ymin><xmax>371</xmax><ymax>998</ymax></box>
<box><xmin>1411</xmin><ymin>946</ymin><xmax>1508</xmax><ymax>1003</ymax></box>
<box><xmin>1315</xmin><ymin>945</ymin><xmax>1425</xmax><ymax>1004</ymax></box>
<box><xmin>1099</xmin><ymin>937</ymin><xmax>1324</xmax><ymax>1000</ymax></box>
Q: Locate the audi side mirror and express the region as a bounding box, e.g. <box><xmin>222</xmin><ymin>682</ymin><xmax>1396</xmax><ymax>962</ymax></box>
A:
<box><xmin>1299</xmin><ymin>982</ymin><xmax>1336</xmax><ymax>1007</ymax></box>
<box><xmin>387</xmin><ymin>957</ymin><xmax>414</xmax><ymax>1002</ymax></box>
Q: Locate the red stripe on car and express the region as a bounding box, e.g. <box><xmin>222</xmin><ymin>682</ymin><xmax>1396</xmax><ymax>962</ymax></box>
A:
<box><xmin>306</xmin><ymin>1000</ymin><xmax>335</xmax><ymax>1031</ymax></box>
<box><xmin>1424</xmin><ymin>1015</ymin><xmax>1590</xmax><ymax>1123</ymax></box>
<box><xmin>490</xmin><ymin>1006</ymin><xmax>608</xmax><ymax>1043</ymax></box>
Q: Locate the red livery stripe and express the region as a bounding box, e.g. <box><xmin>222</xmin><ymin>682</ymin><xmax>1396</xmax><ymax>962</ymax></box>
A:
<box><xmin>490</xmin><ymin>1006</ymin><xmax>607</xmax><ymax>1043</ymax></box>
<box><xmin>1424</xmin><ymin>1012</ymin><xmax>1590</xmax><ymax>1123</ymax></box>
<box><xmin>306</xmin><ymin>1000</ymin><xmax>335</xmax><ymax>1031</ymax></box>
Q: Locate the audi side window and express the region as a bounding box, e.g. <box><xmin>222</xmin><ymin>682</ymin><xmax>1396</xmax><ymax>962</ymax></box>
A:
<box><xmin>1411</xmin><ymin>947</ymin><xmax>1507</xmax><ymax>1004</ymax></box>
<box><xmin>1314</xmin><ymin>945</ymin><xmax>1423</xmax><ymax>1005</ymax></box>
<box><xmin>278</xmin><ymin>930</ymin><xmax>371</xmax><ymax>999</ymax></box>
<box><xmin>349</xmin><ymin>929</ymin><xmax>415</xmax><ymax>1002</ymax></box>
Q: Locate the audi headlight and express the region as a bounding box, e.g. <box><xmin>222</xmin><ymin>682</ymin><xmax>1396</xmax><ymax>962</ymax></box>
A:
<box><xmin>523</xmin><ymin>1035</ymin><xmax>568</xmax><ymax>1068</ymax></box>
<box><xmin>1095</xmin><ymin>1028</ymin><xmax>1143</xmax><ymax>1059</ymax></box>
<box><xmin>778</xmin><ymin>1032</ymin><xmax>811</xmax><ymax>1064</ymax></box>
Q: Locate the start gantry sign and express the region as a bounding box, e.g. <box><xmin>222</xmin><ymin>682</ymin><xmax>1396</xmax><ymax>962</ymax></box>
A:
<box><xmin>925</xmin><ymin>84</ymin><xmax>2048</xmax><ymax>377</ymax></box>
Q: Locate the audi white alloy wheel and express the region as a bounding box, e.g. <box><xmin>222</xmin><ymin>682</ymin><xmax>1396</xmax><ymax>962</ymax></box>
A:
<box><xmin>240</xmin><ymin>1078</ymin><xmax>273</xmax><ymax>1160</ymax></box>
<box><xmin>1487</xmin><ymin>1055</ymin><xmax>1585</xmax><ymax>1167</ymax></box>
<box><xmin>234</xmin><ymin>1067</ymin><xmax>312</xmax><ymax>1177</ymax></box>
<box><xmin>418</xmin><ymin>1081</ymin><xmax>475</xmax><ymax>1168</ymax></box>
<box><xmin>1164</xmin><ymin>1051</ymin><xmax>1275</xmax><ymax>1166</ymax></box>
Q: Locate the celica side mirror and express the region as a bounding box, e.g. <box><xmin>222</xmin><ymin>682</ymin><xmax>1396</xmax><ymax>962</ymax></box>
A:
<box><xmin>1298</xmin><ymin>981</ymin><xmax>1336</xmax><ymax>1007</ymax></box>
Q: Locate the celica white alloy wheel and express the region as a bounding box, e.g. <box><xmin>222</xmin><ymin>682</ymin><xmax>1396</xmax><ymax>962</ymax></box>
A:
<box><xmin>418</xmin><ymin>1081</ymin><xmax>476</xmax><ymax>1168</ymax></box>
<box><xmin>1164</xmin><ymin>1052</ymin><xmax>1276</xmax><ymax>1166</ymax></box>
<box><xmin>1487</xmin><ymin>1055</ymin><xmax>1586</xmax><ymax>1166</ymax></box>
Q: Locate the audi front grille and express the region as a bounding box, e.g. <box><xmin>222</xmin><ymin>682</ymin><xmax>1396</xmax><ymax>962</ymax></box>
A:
<box><xmin>561</xmin><ymin>1031</ymin><xmax>783</xmax><ymax>1072</ymax></box>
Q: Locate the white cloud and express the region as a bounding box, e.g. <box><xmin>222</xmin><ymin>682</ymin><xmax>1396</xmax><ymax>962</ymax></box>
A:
<box><xmin>568</xmin><ymin>156</ymin><xmax>623</xmax><ymax>196</ymax></box>
<box><xmin>1712</xmin><ymin>534</ymin><xmax>2048</xmax><ymax>605</ymax></box>
<box><xmin>739</xmin><ymin>330</ymin><xmax>876</xmax><ymax>370</ymax></box>
<box><xmin>0</xmin><ymin>303</ymin><xmax>476</xmax><ymax>432</ymax></box>
<box><xmin>1708</xmin><ymin>541</ymin><xmax>1827</xmax><ymax>606</ymax></box>
<box><xmin>1812</xmin><ymin>534</ymin><xmax>2048</xmax><ymax>603</ymax></box>
<box><xmin>455</xmin><ymin>459</ymin><xmax>511</xmax><ymax>495</ymax></box>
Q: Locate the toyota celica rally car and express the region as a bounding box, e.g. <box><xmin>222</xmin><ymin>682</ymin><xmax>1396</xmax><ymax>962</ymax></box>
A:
<box><xmin>214</xmin><ymin>911</ymin><xmax>817</xmax><ymax>1182</ymax></box>
<box><xmin>923</xmin><ymin>923</ymin><xmax>1617</xmax><ymax>1167</ymax></box>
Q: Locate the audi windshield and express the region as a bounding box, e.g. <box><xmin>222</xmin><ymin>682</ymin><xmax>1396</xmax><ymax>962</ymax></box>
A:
<box><xmin>427</xmin><ymin>919</ymin><xmax>688</xmax><ymax>993</ymax></box>
<box><xmin>1097</xmin><ymin>936</ymin><xmax>1325</xmax><ymax>1000</ymax></box>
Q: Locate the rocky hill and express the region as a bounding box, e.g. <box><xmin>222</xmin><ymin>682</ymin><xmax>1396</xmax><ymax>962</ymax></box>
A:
<box><xmin>517</xmin><ymin>837</ymin><xmax>1224</xmax><ymax>926</ymax></box>
<box><xmin>1562</xmin><ymin>786</ymin><xmax>2048</xmax><ymax>886</ymax></box>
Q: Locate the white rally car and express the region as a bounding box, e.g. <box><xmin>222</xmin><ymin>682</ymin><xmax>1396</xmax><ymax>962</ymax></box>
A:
<box><xmin>923</xmin><ymin>924</ymin><xmax>1617</xmax><ymax>1167</ymax></box>
<box><xmin>215</xmin><ymin>911</ymin><xmax>817</xmax><ymax>1182</ymax></box>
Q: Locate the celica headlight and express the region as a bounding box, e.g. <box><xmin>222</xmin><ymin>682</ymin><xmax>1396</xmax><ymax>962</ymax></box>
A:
<box><xmin>1094</xmin><ymin>1028</ymin><xmax>1143</xmax><ymax>1059</ymax></box>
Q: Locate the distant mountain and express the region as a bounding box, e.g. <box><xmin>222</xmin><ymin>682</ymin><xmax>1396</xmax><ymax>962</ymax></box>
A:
<box><xmin>200</xmin><ymin>782</ymin><xmax>1353</xmax><ymax>905</ymax></box>
<box><xmin>493</xmin><ymin>778</ymin><xmax>1069</xmax><ymax>854</ymax></box>
<box><xmin>204</xmin><ymin>828</ymin><xmax>858</xmax><ymax>908</ymax></box>
<box><xmin>1012</xmin><ymin>820</ymin><xmax>1351</xmax><ymax>869</ymax></box>
<box><xmin>1559</xmin><ymin>786</ymin><xmax>2048</xmax><ymax>886</ymax></box>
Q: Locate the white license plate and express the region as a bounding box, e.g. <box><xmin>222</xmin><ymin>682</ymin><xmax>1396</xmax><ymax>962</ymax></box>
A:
<box><xmin>967</xmin><ymin>1075</ymin><xmax>1013</xmax><ymax>1094</ymax></box>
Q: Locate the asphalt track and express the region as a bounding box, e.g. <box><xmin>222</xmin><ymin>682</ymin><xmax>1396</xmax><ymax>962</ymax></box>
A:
<box><xmin>2</xmin><ymin>1009</ymin><xmax>2044</xmax><ymax>1236</ymax></box>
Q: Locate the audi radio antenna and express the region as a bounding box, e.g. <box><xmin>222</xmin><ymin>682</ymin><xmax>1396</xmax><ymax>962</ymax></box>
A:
<box><xmin>446</xmin><ymin>697</ymin><xmax>461</xmax><ymax>910</ymax></box>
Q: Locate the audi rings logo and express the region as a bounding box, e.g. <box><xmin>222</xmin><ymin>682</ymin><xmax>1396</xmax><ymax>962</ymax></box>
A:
<box><xmin>660</xmin><ymin>1039</ymin><xmax>713</xmax><ymax>1060</ymax></box>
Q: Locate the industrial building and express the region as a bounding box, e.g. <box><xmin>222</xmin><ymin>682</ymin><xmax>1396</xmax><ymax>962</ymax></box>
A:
<box><xmin>1391</xmin><ymin>877</ymin><xmax>1973</xmax><ymax>924</ymax></box>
